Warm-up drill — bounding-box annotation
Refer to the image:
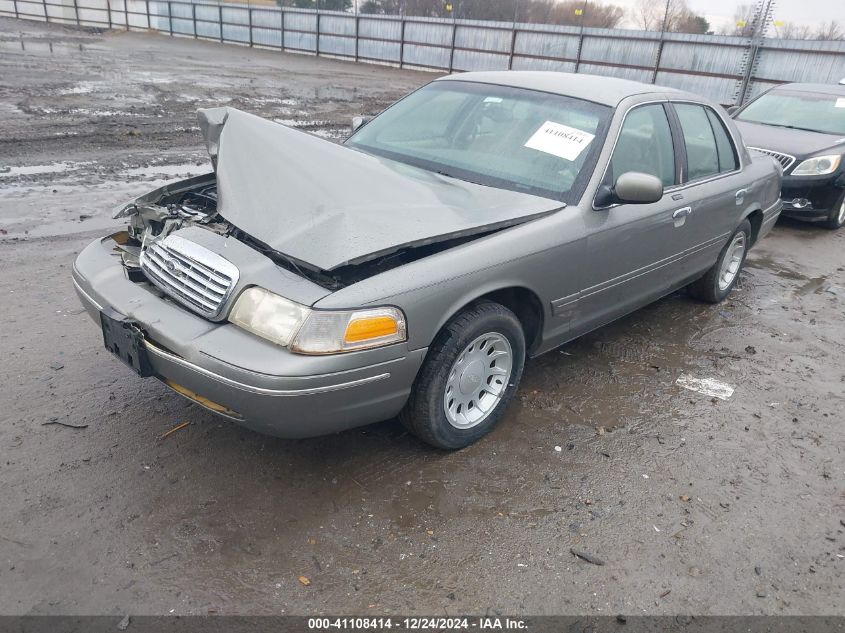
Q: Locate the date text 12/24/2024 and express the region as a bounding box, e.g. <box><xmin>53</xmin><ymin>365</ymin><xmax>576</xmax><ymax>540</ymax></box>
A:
<box><xmin>308</xmin><ymin>617</ymin><xmax>527</xmax><ymax>630</ymax></box>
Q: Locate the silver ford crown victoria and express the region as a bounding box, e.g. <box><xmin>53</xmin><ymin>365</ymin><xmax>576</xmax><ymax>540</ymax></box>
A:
<box><xmin>73</xmin><ymin>72</ymin><xmax>782</xmax><ymax>449</ymax></box>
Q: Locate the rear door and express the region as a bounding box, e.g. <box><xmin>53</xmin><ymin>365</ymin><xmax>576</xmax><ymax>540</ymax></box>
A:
<box><xmin>573</xmin><ymin>102</ymin><xmax>690</xmax><ymax>336</ymax></box>
<box><xmin>667</xmin><ymin>102</ymin><xmax>747</xmax><ymax>277</ymax></box>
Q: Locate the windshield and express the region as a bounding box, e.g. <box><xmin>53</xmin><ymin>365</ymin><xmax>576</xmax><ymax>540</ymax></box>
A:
<box><xmin>346</xmin><ymin>81</ymin><xmax>612</xmax><ymax>203</ymax></box>
<box><xmin>737</xmin><ymin>89</ymin><xmax>845</xmax><ymax>135</ymax></box>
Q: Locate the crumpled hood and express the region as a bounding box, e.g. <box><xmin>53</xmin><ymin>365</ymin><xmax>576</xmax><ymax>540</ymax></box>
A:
<box><xmin>734</xmin><ymin>120</ymin><xmax>845</xmax><ymax>160</ymax></box>
<box><xmin>197</xmin><ymin>107</ymin><xmax>563</xmax><ymax>272</ymax></box>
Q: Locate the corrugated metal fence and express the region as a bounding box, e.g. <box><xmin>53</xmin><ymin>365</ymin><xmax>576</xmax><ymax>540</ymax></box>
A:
<box><xmin>3</xmin><ymin>0</ymin><xmax>845</xmax><ymax>105</ymax></box>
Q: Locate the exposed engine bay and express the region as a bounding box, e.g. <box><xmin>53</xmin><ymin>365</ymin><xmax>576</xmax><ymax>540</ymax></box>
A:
<box><xmin>113</xmin><ymin>174</ymin><xmax>501</xmax><ymax>292</ymax></box>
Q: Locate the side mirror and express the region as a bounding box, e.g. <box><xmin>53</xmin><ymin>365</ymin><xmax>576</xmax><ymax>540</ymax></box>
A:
<box><xmin>614</xmin><ymin>172</ymin><xmax>664</xmax><ymax>204</ymax></box>
<box><xmin>351</xmin><ymin>115</ymin><xmax>373</xmax><ymax>133</ymax></box>
<box><xmin>596</xmin><ymin>172</ymin><xmax>664</xmax><ymax>207</ymax></box>
<box><xmin>726</xmin><ymin>105</ymin><xmax>739</xmax><ymax>116</ymax></box>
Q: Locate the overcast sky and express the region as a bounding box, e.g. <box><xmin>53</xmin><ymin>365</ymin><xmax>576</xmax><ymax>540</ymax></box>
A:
<box><xmin>611</xmin><ymin>0</ymin><xmax>845</xmax><ymax>30</ymax></box>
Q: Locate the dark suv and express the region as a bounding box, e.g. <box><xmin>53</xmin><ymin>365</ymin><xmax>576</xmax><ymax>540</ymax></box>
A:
<box><xmin>731</xmin><ymin>82</ymin><xmax>845</xmax><ymax>230</ymax></box>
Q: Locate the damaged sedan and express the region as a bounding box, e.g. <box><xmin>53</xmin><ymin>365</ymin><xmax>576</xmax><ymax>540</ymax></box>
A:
<box><xmin>73</xmin><ymin>72</ymin><xmax>782</xmax><ymax>449</ymax></box>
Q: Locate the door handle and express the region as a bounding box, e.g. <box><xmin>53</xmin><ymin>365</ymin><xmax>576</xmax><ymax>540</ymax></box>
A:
<box><xmin>672</xmin><ymin>206</ymin><xmax>692</xmax><ymax>227</ymax></box>
<box><xmin>735</xmin><ymin>188</ymin><xmax>749</xmax><ymax>205</ymax></box>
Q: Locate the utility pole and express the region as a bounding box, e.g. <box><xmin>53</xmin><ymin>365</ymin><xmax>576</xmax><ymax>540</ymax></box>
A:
<box><xmin>736</xmin><ymin>0</ymin><xmax>776</xmax><ymax>104</ymax></box>
<box><xmin>574</xmin><ymin>0</ymin><xmax>587</xmax><ymax>73</ymax></box>
<box><xmin>651</xmin><ymin>0</ymin><xmax>671</xmax><ymax>83</ymax></box>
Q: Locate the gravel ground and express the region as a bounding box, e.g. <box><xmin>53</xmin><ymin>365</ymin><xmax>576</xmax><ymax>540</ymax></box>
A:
<box><xmin>0</xmin><ymin>17</ymin><xmax>843</xmax><ymax>617</ymax></box>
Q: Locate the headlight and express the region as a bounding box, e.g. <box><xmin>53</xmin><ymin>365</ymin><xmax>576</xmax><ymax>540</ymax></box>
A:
<box><xmin>791</xmin><ymin>154</ymin><xmax>841</xmax><ymax>176</ymax></box>
<box><xmin>229</xmin><ymin>287</ymin><xmax>309</xmax><ymax>347</ymax></box>
<box><xmin>229</xmin><ymin>287</ymin><xmax>407</xmax><ymax>354</ymax></box>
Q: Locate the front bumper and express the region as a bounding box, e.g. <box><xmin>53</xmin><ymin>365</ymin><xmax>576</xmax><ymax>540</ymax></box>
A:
<box><xmin>72</xmin><ymin>235</ymin><xmax>426</xmax><ymax>438</ymax></box>
<box><xmin>779</xmin><ymin>172</ymin><xmax>845</xmax><ymax>220</ymax></box>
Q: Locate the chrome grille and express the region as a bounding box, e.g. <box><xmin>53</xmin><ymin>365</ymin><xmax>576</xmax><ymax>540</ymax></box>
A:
<box><xmin>748</xmin><ymin>146</ymin><xmax>796</xmax><ymax>172</ymax></box>
<box><xmin>140</xmin><ymin>234</ymin><xmax>239</xmax><ymax>318</ymax></box>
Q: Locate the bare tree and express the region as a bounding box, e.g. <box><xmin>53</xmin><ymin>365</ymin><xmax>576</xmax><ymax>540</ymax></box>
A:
<box><xmin>630</xmin><ymin>0</ymin><xmax>707</xmax><ymax>33</ymax></box>
<box><xmin>815</xmin><ymin>20</ymin><xmax>844</xmax><ymax>40</ymax></box>
<box><xmin>772</xmin><ymin>21</ymin><xmax>815</xmax><ymax>40</ymax></box>
<box><xmin>631</xmin><ymin>0</ymin><xmax>666</xmax><ymax>31</ymax></box>
<box><xmin>721</xmin><ymin>3</ymin><xmax>760</xmax><ymax>36</ymax></box>
<box><xmin>548</xmin><ymin>0</ymin><xmax>625</xmax><ymax>28</ymax></box>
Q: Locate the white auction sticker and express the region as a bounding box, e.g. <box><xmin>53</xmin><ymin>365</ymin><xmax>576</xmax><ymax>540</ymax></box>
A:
<box><xmin>835</xmin><ymin>98</ymin><xmax>845</xmax><ymax>108</ymax></box>
<box><xmin>524</xmin><ymin>121</ymin><xmax>595</xmax><ymax>161</ymax></box>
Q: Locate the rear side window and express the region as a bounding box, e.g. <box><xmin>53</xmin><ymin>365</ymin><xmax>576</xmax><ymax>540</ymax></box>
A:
<box><xmin>706</xmin><ymin>109</ymin><xmax>739</xmax><ymax>173</ymax></box>
<box><xmin>675</xmin><ymin>103</ymin><xmax>720</xmax><ymax>181</ymax></box>
<box><xmin>610</xmin><ymin>104</ymin><xmax>676</xmax><ymax>188</ymax></box>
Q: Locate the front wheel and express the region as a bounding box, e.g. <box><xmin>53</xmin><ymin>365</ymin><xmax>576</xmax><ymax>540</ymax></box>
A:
<box><xmin>400</xmin><ymin>301</ymin><xmax>525</xmax><ymax>450</ymax></box>
<box><xmin>821</xmin><ymin>191</ymin><xmax>845</xmax><ymax>230</ymax></box>
<box><xmin>688</xmin><ymin>219</ymin><xmax>751</xmax><ymax>303</ymax></box>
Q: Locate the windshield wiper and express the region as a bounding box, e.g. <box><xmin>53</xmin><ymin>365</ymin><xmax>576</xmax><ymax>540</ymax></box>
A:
<box><xmin>768</xmin><ymin>123</ymin><xmax>823</xmax><ymax>133</ymax></box>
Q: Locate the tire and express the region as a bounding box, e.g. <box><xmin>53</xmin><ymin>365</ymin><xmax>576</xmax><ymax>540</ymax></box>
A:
<box><xmin>821</xmin><ymin>191</ymin><xmax>845</xmax><ymax>230</ymax></box>
<box><xmin>400</xmin><ymin>301</ymin><xmax>526</xmax><ymax>450</ymax></box>
<box><xmin>688</xmin><ymin>219</ymin><xmax>752</xmax><ymax>304</ymax></box>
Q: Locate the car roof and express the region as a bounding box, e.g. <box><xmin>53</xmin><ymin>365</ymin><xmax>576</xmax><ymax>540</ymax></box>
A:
<box><xmin>770</xmin><ymin>82</ymin><xmax>845</xmax><ymax>96</ymax></box>
<box><xmin>435</xmin><ymin>71</ymin><xmax>691</xmax><ymax>106</ymax></box>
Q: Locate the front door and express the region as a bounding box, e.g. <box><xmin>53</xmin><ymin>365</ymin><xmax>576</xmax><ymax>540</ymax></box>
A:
<box><xmin>572</xmin><ymin>102</ymin><xmax>690</xmax><ymax>337</ymax></box>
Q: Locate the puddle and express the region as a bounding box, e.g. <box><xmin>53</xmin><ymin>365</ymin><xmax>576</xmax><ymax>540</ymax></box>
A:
<box><xmin>57</xmin><ymin>81</ymin><xmax>103</xmax><ymax>95</ymax></box>
<box><xmin>0</xmin><ymin>38</ymin><xmax>100</xmax><ymax>56</ymax></box>
<box><xmin>120</xmin><ymin>163</ymin><xmax>209</xmax><ymax>179</ymax></box>
<box><xmin>745</xmin><ymin>253</ymin><xmax>808</xmax><ymax>281</ymax></box>
<box><xmin>128</xmin><ymin>70</ymin><xmax>176</xmax><ymax>85</ymax></box>
<box><xmin>795</xmin><ymin>277</ymin><xmax>830</xmax><ymax>296</ymax></box>
<box><xmin>0</xmin><ymin>162</ymin><xmax>92</xmax><ymax>178</ymax></box>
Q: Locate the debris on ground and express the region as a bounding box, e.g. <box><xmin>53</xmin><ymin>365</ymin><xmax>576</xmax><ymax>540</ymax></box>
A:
<box><xmin>298</xmin><ymin>575</ymin><xmax>312</xmax><ymax>586</ymax></box>
<box><xmin>570</xmin><ymin>548</ymin><xmax>606</xmax><ymax>566</ymax></box>
<box><xmin>660</xmin><ymin>589</ymin><xmax>671</xmax><ymax>598</ymax></box>
<box><xmin>116</xmin><ymin>615</ymin><xmax>130</xmax><ymax>630</ymax></box>
<box><xmin>159</xmin><ymin>421</ymin><xmax>191</xmax><ymax>440</ymax></box>
<box><xmin>675</xmin><ymin>375</ymin><xmax>735</xmax><ymax>400</ymax></box>
<box><xmin>42</xmin><ymin>418</ymin><xmax>88</xmax><ymax>429</ymax></box>
<box><xmin>49</xmin><ymin>362</ymin><xmax>64</xmax><ymax>371</ymax></box>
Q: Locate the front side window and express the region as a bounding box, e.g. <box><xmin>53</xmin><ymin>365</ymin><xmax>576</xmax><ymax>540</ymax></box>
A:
<box><xmin>346</xmin><ymin>81</ymin><xmax>612</xmax><ymax>203</ymax></box>
<box><xmin>736</xmin><ymin>89</ymin><xmax>845</xmax><ymax>136</ymax></box>
<box><xmin>609</xmin><ymin>104</ymin><xmax>676</xmax><ymax>188</ymax></box>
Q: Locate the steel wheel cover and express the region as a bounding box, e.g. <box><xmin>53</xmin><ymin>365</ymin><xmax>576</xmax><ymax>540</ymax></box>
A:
<box><xmin>718</xmin><ymin>232</ymin><xmax>746</xmax><ymax>291</ymax></box>
<box><xmin>443</xmin><ymin>332</ymin><xmax>513</xmax><ymax>429</ymax></box>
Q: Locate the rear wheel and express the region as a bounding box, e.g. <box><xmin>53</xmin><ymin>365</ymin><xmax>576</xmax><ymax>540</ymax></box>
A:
<box><xmin>400</xmin><ymin>301</ymin><xmax>525</xmax><ymax>450</ymax></box>
<box><xmin>688</xmin><ymin>219</ymin><xmax>751</xmax><ymax>303</ymax></box>
<box><xmin>821</xmin><ymin>191</ymin><xmax>845</xmax><ymax>230</ymax></box>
